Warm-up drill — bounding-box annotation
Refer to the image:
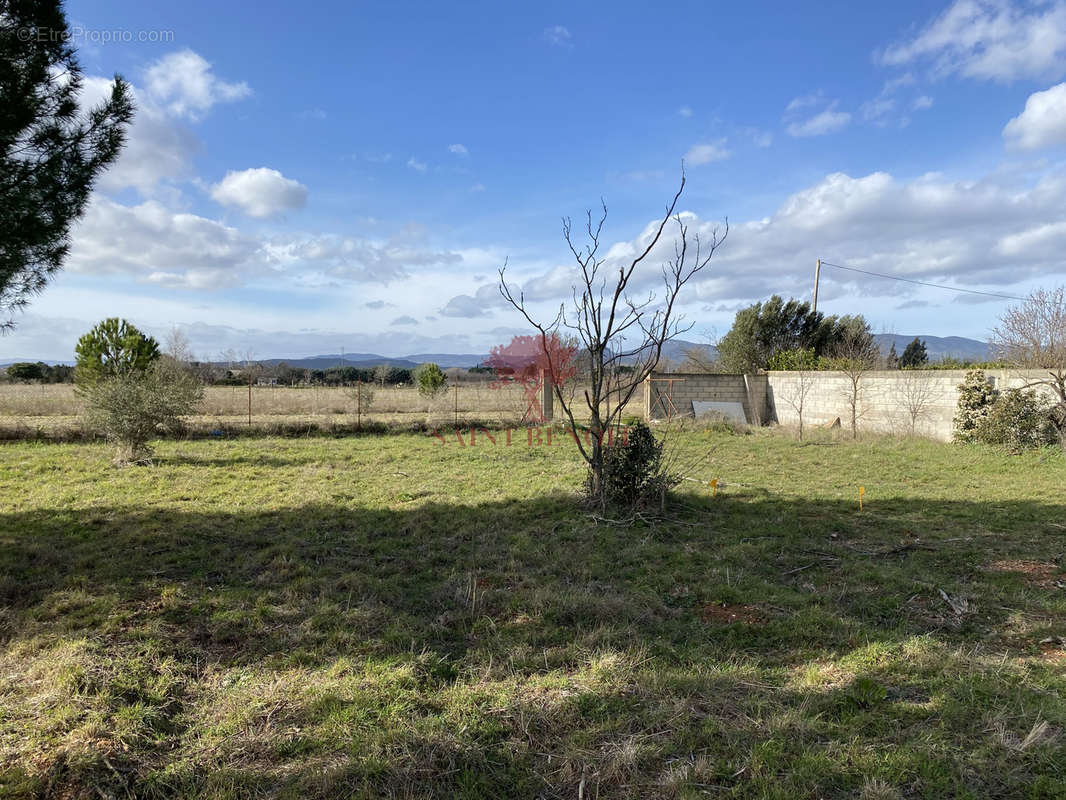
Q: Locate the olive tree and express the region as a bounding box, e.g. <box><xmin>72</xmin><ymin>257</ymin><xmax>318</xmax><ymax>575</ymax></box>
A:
<box><xmin>75</xmin><ymin>318</ymin><xmax>202</xmax><ymax>464</ymax></box>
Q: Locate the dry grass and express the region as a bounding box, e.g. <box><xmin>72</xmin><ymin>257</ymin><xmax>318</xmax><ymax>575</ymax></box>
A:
<box><xmin>0</xmin><ymin>383</ymin><xmax>645</xmax><ymax>432</ymax></box>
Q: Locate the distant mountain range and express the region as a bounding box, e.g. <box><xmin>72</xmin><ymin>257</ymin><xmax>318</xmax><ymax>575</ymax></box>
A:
<box><xmin>874</xmin><ymin>334</ymin><xmax>989</xmax><ymax>362</ymax></box>
<box><xmin>1</xmin><ymin>335</ymin><xmax>990</xmax><ymax>370</ymax></box>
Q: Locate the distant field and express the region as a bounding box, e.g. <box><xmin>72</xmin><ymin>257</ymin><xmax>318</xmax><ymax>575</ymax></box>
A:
<box><xmin>0</xmin><ymin>383</ymin><xmax>646</xmax><ymax>438</ymax></box>
<box><xmin>1</xmin><ymin>430</ymin><xmax>1064</xmax><ymax>797</ymax></box>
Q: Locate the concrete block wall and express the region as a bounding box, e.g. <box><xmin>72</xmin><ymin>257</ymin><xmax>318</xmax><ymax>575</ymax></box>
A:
<box><xmin>645</xmin><ymin>373</ymin><xmax>768</xmax><ymax>424</ymax></box>
<box><xmin>644</xmin><ymin>369</ymin><xmax>1058</xmax><ymax>440</ymax></box>
<box><xmin>767</xmin><ymin>369</ymin><xmax>1058</xmax><ymax>441</ymax></box>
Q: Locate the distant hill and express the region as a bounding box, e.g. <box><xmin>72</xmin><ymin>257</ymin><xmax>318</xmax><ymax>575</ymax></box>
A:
<box><xmin>875</xmin><ymin>334</ymin><xmax>989</xmax><ymax>362</ymax></box>
<box><xmin>256</xmin><ymin>355</ymin><xmax>421</xmax><ymax>370</ymax></box>
<box><xmin>1</xmin><ymin>335</ymin><xmax>991</xmax><ymax>372</ymax></box>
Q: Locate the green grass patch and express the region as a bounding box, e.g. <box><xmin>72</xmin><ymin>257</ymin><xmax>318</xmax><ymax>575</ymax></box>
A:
<box><xmin>0</xmin><ymin>431</ymin><xmax>1064</xmax><ymax>798</ymax></box>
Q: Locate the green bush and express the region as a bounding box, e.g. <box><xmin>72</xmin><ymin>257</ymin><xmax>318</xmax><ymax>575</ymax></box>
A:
<box><xmin>415</xmin><ymin>363</ymin><xmax>447</xmax><ymax>397</ymax></box>
<box><xmin>953</xmin><ymin>370</ymin><xmax>1056</xmax><ymax>452</ymax></box>
<box><xmin>978</xmin><ymin>388</ymin><xmax>1056</xmax><ymax>453</ymax></box>
<box><xmin>81</xmin><ymin>357</ymin><xmax>204</xmax><ymax>464</ymax></box>
<box><xmin>767</xmin><ymin>347</ymin><xmax>820</xmax><ymax>371</ymax></box>
<box><xmin>953</xmin><ymin>370</ymin><xmax>997</xmax><ymax>444</ymax></box>
<box><xmin>592</xmin><ymin>422</ymin><xmax>679</xmax><ymax>511</ymax></box>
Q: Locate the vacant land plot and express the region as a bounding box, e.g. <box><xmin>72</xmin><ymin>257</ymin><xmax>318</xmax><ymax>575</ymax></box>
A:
<box><xmin>1</xmin><ymin>431</ymin><xmax>1064</xmax><ymax>798</ymax></box>
<box><xmin>0</xmin><ymin>384</ymin><xmax>645</xmax><ymax>439</ymax></box>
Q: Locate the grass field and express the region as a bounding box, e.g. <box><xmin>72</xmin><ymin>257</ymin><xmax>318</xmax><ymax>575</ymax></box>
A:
<box><xmin>1</xmin><ymin>429</ymin><xmax>1064</xmax><ymax>798</ymax></box>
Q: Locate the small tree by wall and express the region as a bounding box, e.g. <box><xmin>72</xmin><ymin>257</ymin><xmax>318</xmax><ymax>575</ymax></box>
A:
<box><xmin>768</xmin><ymin>348</ymin><xmax>817</xmax><ymax>439</ymax></box>
<box><xmin>893</xmin><ymin>369</ymin><xmax>937</xmax><ymax>436</ymax></box>
<box><xmin>827</xmin><ymin>324</ymin><xmax>878</xmax><ymax>439</ymax></box>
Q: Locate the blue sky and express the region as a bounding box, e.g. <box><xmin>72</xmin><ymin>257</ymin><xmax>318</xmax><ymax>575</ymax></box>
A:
<box><xmin>5</xmin><ymin>0</ymin><xmax>1066</xmax><ymax>360</ymax></box>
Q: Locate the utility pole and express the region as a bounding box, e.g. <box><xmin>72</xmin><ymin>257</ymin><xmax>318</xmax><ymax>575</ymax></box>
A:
<box><xmin>812</xmin><ymin>258</ymin><xmax>822</xmax><ymax>313</ymax></box>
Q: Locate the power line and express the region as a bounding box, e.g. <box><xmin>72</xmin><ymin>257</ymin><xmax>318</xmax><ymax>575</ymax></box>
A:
<box><xmin>818</xmin><ymin>260</ymin><xmax>1026</xmax><ymax>302</ymax></box>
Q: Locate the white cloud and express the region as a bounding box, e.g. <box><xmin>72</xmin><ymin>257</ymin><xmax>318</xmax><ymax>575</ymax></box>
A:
<box><xmin>264</xmin><ymin>227</ymin><xmax>463</xmax><ymax>284</ymax></box>
<box><xmin>880</xmin><ymin>0</ymin><xmax>1066</xmax><ymax>82</ymax></box>
<box><xmin>913</xmin><ymin>95</ymin><xmax>935</xmax><ymax>110</ymax></box>
<box><xmin>210</xmin><ymin>168</ymin><xmax>308</xmax><ymax>218</ymax></box>
<box><xmin>66</xmin><ymin>197</ymin><xmax>462</xmax><ymax>290</ymax></box>
<box><xmin>746</xmin><ymin>128</ymin><xmax>773</xmax><ymax>148</ymax></box>
<box><xmin>786</xmin><ymin>103</ymin><xmax>851</xmax><ymax>137</ymax></box>
<box><xmin>470</xmin><ymin>183</ymin><xmax>486</xmax><ymax>192</ymax></box>
<box><xmin>448</xmin><ymin>143</ymin><xmax>469</xmax><ymax>156</ymax></box>
<box><xmin>883</xmin><ymin>73</ymin><xmax>916</xmax><ymax>92</ymax></box>
<box><xmin>68</xmin><ymin>198</ymin><xmax>261</xmax><ymax>289</ymax></box>
<box><xmin>80</xmin><ymin>76</ymin><xmax>198</xmax><ymax>196</ymax></box>
<box><xmin>786</xmin><ymin>93</ymin><xmax>823</xmax><ymax>112</ymax></box>
<box><xmin>861</xmin><ymin>97</ymin><xmax>896</xmax><ymax>122</ymax></box>
<box><xmin>78</xmin><ymin>51</ymin><xmax>252</xmax><ymax>197</ymax></box>
<box><xmin>407</xmin><ymin>157</ymin><xmax>427</xmax><ymax>172</ymax></box>
<box><xmin>1003</xmin><ymin>82</ymin><xmax>1066</xmax><ymax>150</ymax></box>
<box><xmin>684</xmin><ymin>140</ymin><xmax>731</xmax><ymax>165</ymax></box>
<box><xmin>512</xmin><ymin>167</ymin><xmax>1066</xmax><ymax>312</ymax></box>
<box><xmin>678</xmin><ymin>106</ymin><xmax>693</xmax><ymax>118</ymax></box>
<box><xmin>390</xmin><ymin>315</ymin><xmax>418</xmax><ymax>326</ymax></box>
<box><xmin>440</xmin><ymin>284</ymin><xmax>504</xmax><ymax>318</ymax></box>
<box><xmin>544</xmin><ymin>25</ymin><xmax>572</xmax><ymax>47</ymax></box>
<box><xmin>143</xmin><ymin>49</ymin><xmax>251</xmax><ymax>119</ymax></box>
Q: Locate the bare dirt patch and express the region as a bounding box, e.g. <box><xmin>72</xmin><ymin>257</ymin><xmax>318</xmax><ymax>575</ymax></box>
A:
<box><xmin>988</xmin><ymin>559</ymin><xmax>1065</xmax><ymax>588</ymax></box>
<box><xmin>700</xmin><ymin>603</ymin><xmax>765</xmax><ymax>625</ymax></box>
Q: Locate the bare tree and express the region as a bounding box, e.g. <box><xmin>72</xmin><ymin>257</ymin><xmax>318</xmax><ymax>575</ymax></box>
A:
<box><xmin>344</xmin><ymin>380</ymin><xmax>375</xmax><ymax>427</ymax></box>
<box><xmin>499</xmin><ymin>172</ymin><xmax>726</xmax><ymax>506</ymax></box>
<box><xmin>893</xmin><ymin>369</ymin><xmax>936</xmax><ymax>436</ymax></box>
<box><xmin>992</xmin><ymin>286</ymin><xmax>1066</xmax><ymax>446</ymax></box>
<box><xmin>163</xmin><ymin>327</ymin><xmax>195</xmax><ymax>365</ymax></box>
<box><xmin>829</xmin><ymin>326</ymin><xmax>878</xmax><ymax>440</ymax></box>
<box><xmin>778</xmin><ymin>369</ymin><xmax>814</xmax><ymax>440</ymax></box>
<box><xmin>373</xmin><ymin>363</ymin><xmax>391</xmax><ymax>387</ymax></box>
<box><xmin>679</xmin><ymin>346</ymin><xmax>717</xmax><ymax>373</ymax></box>
<box><xmin>240</xmin><ymin>349</ymin><xmax>263</xmax><ymax>425</ymax></box>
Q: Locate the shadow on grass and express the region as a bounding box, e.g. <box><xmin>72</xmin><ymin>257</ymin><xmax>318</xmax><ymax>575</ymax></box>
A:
<box><xmin>1</xmin><ymin>491</ymin><xmax>1065</xmax><ymax>798</ymax></box>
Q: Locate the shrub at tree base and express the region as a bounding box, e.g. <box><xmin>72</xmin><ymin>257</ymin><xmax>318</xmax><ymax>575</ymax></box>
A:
<box><xmin>591</xmin><ymin>422</ymin><xmax>679</xmax><ymax>511</ymax></box>
<box><xmin>81</xmin><ymin>358</ymin><xmax>204</xmax><ymax>464</ymax></box>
